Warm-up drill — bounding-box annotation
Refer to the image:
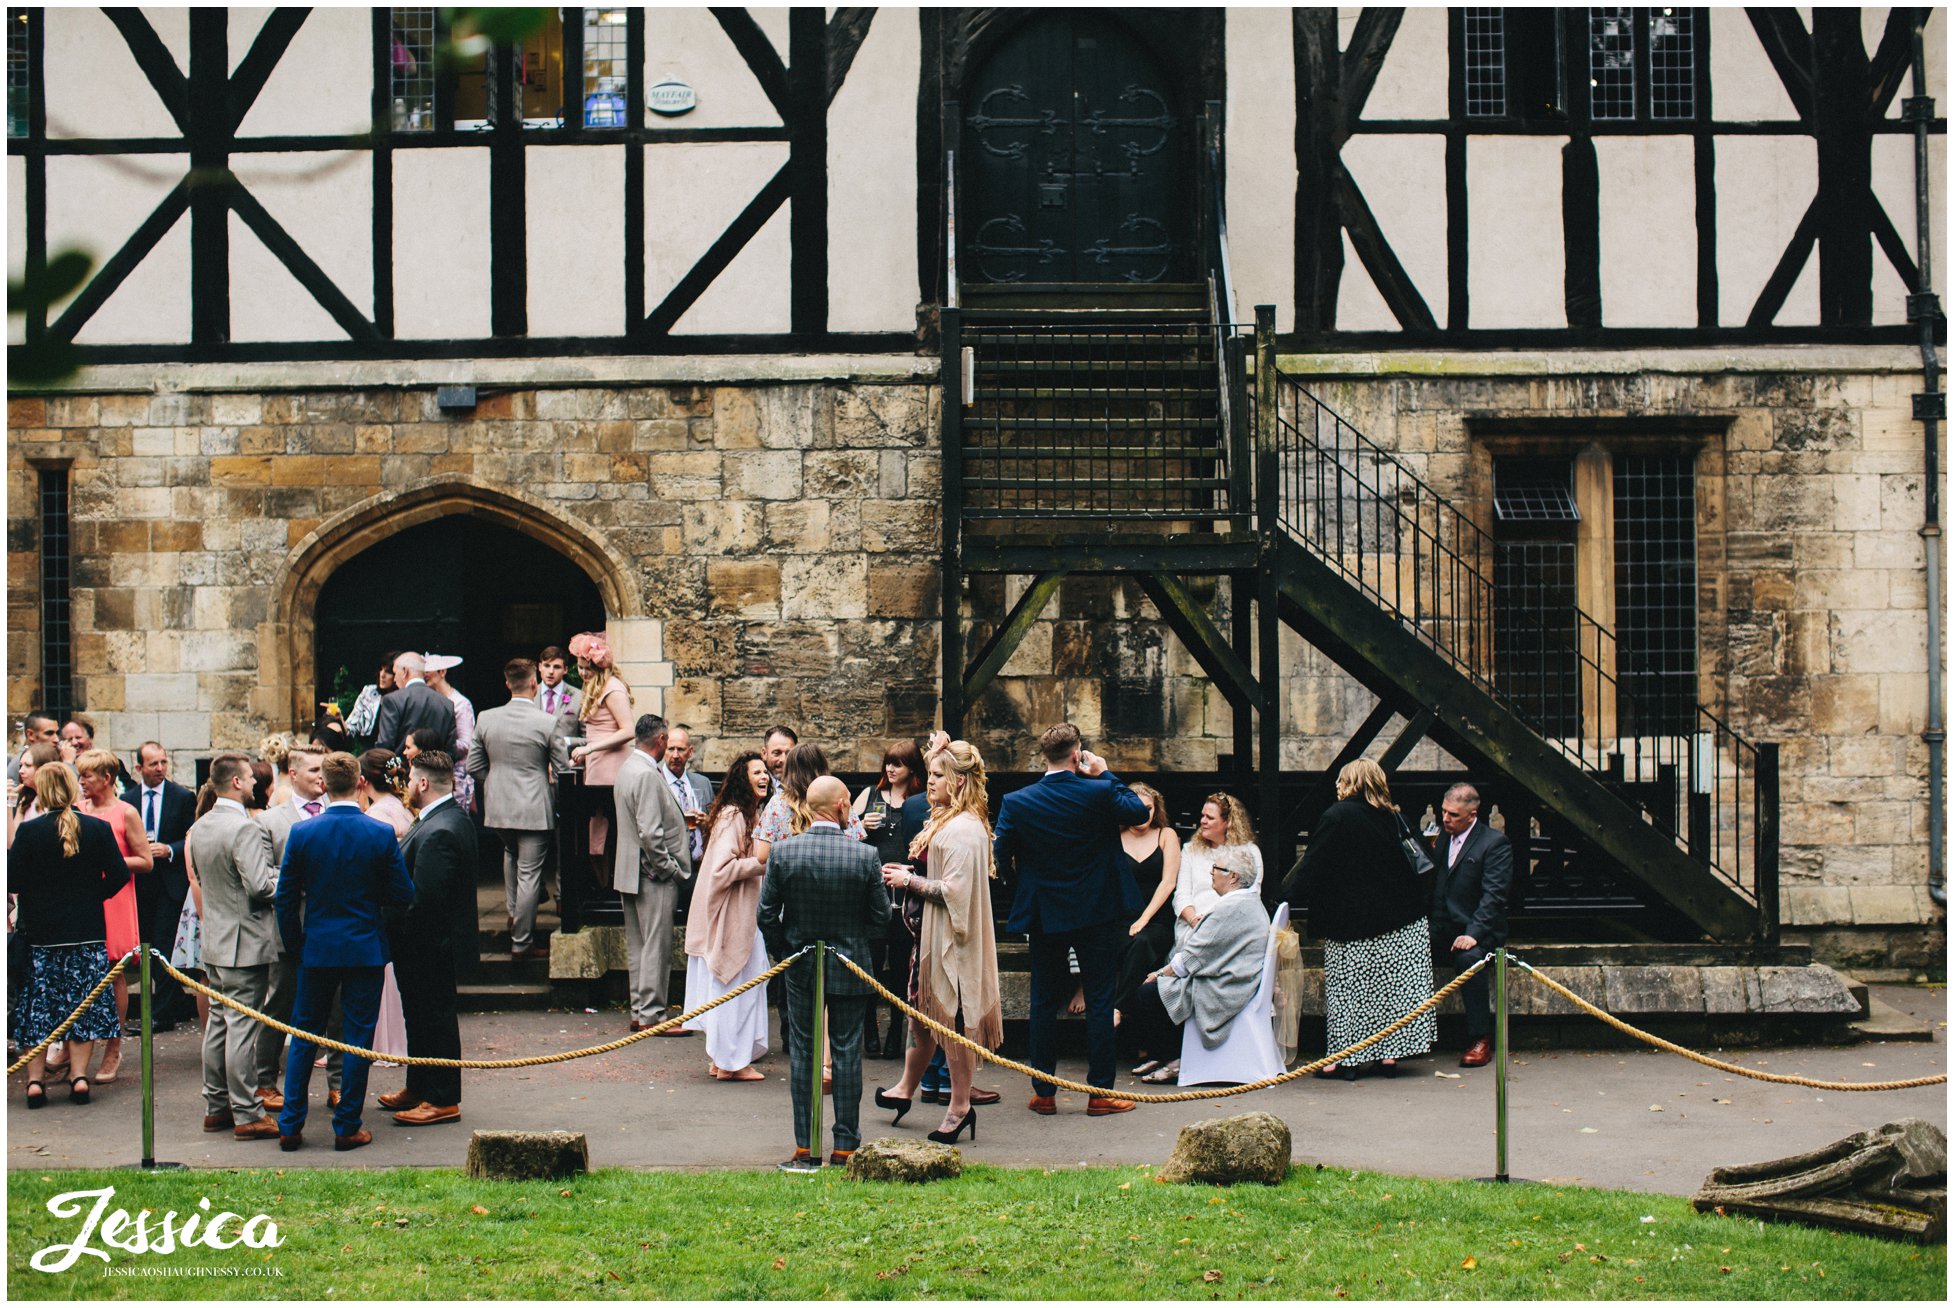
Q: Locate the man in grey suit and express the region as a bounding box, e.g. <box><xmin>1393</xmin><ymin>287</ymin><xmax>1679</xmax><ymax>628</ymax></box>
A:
<box><xmin>536</xmin><ymin>645</ymin><xmax>582</xmax><ymax>737</ymax></box>
<box><xmin>254</xmin><ymin>742</ymin><xmax>327</xmax><ymax>1108</ymax></box>
<box><xmin>189</xmin><ymin>754</ymin><xmax>284</xmax><ymax>1140</ymax></box>
<box><xmin>373</xmin><ymin>652</ymin><xmax>457</xmax><ymax>755</ymax></box>
<box><xmin>612</xmin><ymin>713</ymin><xmax>691</xmax><ymax>1033</ymax></box>
<box><xmin>467</xmin><ymin>658</ymin><xmax>569</xmax><ymax>961</ymax></box>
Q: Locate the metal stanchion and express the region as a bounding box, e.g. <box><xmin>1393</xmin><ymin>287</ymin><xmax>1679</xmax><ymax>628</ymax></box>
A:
<box><xmin>810</xmin><ymin>942</ymin><xmax>827</xmax><ymax>1165</ymax></box>
<box><xmin>1494</xmin><ymin>946</ymin><xmax>1509</xmax><ymax>1182</ymax></box>
<box><xmin>133</xmin><ymin>946</ymin><xmax>180</xmax><ymax>1171</ymax></box>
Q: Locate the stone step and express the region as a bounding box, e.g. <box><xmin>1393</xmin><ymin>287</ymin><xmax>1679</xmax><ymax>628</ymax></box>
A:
<box><xmin>456</xmin><ymin>982</ymin><xmax>554</xmax><ymax>1014</ymax></box>
<box><xmin>1845</xmin><ymin>993</ymin><xmax>1940</xmax><ymax>1042</ymax></box>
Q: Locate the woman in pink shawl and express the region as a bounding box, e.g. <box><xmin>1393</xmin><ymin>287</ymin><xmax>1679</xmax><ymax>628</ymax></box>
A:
<box><xmin>678</xmin><ymin>752</ymin><xmax>772</xmax><ymax>1080</ymax></box>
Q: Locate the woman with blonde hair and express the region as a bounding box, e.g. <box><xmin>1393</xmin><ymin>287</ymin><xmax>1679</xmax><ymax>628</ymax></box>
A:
<box><xmin>258</xmin><ymin>733</ymin><xmax>295</xmax><ymax>808</ymax></box>
<box><xmin>70</xmin><ymin>749</ymin><xmax>151</xmax><ymax>1083</ymax></box>
<box><xmin>1283</xmin><ymin>758</ymin><xmax>1435</xmax><ymax>1079</ymax></box>
<box><xmin>10</xmin><ymin>763</ymin><xmax>131</xmax><ymax>1106</ymax></box>
<box><xmin>565</xmin><ymin>631</ymin><xmax>634</xmax><ymax>876</ymax></box>
<box><xmin>873</xmin><ymin>738</ymin><xmax>1004</xmax><ymax>1144</ymax></box>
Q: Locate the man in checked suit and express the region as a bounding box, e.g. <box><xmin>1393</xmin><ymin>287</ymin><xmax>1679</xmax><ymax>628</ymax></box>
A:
<box><xmin>186</xmin><ymin>754</ymin><xmax>283</xmax><ymax>1141</ymax></box>
<box><xmin>373</xmin><ymin>652</ymin><xmax>457</xmax><ymax>755</ymax></box>
<box><xmin>467</xmin><ymin>658</ymin><xmax>569</xmax><ymax>961</ymax></box>
<box><xmin>993</xmin><ymin>722</ymin><xmax>1150</xmax><ymax>1117</ymax></box>
<box><xmin>760</xmin><ymin>775</ymin><xmax>890</xmax><ymax>1170</ymax></box>
<box><xmin>613</xmin><ymin>714</ymin><xmax>692</xmax><ymax>1033</ymax></box>
<box><xmin>1431</xmin><ymin>782</ymin><xmax>1513</xmax><ymax>1069</ymax></box>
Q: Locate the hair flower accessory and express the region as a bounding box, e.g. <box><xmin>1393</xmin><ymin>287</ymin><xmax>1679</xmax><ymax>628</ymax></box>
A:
<box><xmin>568</xmin><ymin>631</ymin><xmax>614</xmax><ymax>670</ymax></box>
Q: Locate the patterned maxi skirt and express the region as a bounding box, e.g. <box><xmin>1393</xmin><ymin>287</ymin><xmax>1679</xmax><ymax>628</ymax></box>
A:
<box><xmin>18</xmin><ymin>942</ymin><xmax>122</xmax><ymax>1046</ymax></box>
<box><xmin>1323</xmin><ymin>916</ymin><xmax>1437</xmax><ymax>1066</ymax></box>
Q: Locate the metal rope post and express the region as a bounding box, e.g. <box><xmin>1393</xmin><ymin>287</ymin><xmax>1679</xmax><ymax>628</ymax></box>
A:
<box><xmin>133</xmin><ymin>945</ymin><xmax>178</xmax><ymax>1170</ymax></box>
<box><xmin>1494</xmin><ymin>946</ymin><xmax>1510</xmax><ymax>1182</ymax></box>
<box><xmin>810</xmin><ymin>941</ymin><xmax>827</xmax><ymax>1164</ymax></box>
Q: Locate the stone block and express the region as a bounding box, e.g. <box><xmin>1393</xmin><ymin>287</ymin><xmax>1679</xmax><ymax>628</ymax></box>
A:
<box><xmin>1830</xmin><ymin>736</ymin><xmax>1904</xmax><ymax>777</ymax></box>
<box><xmin>1698</xmin><ymin>967</ymin><xmax>1763</xmax><ymax>1014</ymax></box>
<box><xmin>645</xmin><ymin>451</ymin><xmax>723</xmax><ymax>500</ymax></box>
<box><xmin>845</xmin><ymin>1139</ymin><xmax>963</xmax><ymax>1183</ymax></box>
<box><xmin>548</xmin><ymin>925</ymin><xmax>629</xmax><ymax>980</ymax></box>
<box><xmin>1849</xmin><ymin>885</ymin><xmax>1927</xmax><ymax>925</ymax></box>
<box><xmin>1810</xmin><ymin>675</ymin><xmax>1881</xmax><ymax>734</ymax></box>
<box><xmin>664</xmin><ymin>678</ymin><xmax>721</xmax><ymax>735</ymax></box>
<box><xmin>465</xmin><ymin>1131</ymin><xmax>590</xmax><ymax>1182</ymax></box>
<box><xmin>762</xmin><ymin>500</ymin><xmax>832</xmax><ymax>552</ymax></box>
<box><xmin>803</xmin><ymin>451</ymin><xmax>880</xmax><ymax>499</ymax></box>
<box><xmin>721</xmin><ymin>676</ymin><xmax>800</xmax><ymax>733</ymax></box>
<box><xmin>723</xmin><ymin>449</ymin><xmax>801</xmax><ymax>500</ymax></box>
<box><xmin>706</xmin><ymin>560</ymin><xmax>780</xmax><ymax>619</ymax></box>
<box><xmin>1756</xmin><ymin>964</ymin><xmax>1859</xmax><ymax>1015</ymax></box>
<box><xmin>1157</xmin><ymin>1112</ymin><xmax>1291</xmax><ymax>1186</ymax></box>
<box><xmin>96</xmin><ymin>394</ymin><xmax>150</xmax><ymax>426</ymax></box>
<box><xmin>1601</xmin><ymin>965</ymin><xmax>1704</xmax><ymax>1015</ymax></box>
<box><xmin>781</xmin><ymin>554</ymin><xmax>868</xmax><ymax>620</ymax></box>
<box><xmin>860</xmin><ymin>499</ymin><xmax>938</xmax><ymax>553</ymax></box>
<box><xmin>153</xmin><ymin>711</ymin><xmax>212</xmax><ymax>751</ymax></box>
<box><xmin>712</xmin><ymin>387</ymin><xmax>761</xmax><ymax>449</ymax></box>
<box><xmin>832</xmin><ymin>385</ymin><xmax>930</xmax><ymax>449</ymax></box>
<box><xmin>1830</xmin><ymin>610</ymin><xmax>1927</xmax><ymax>675</ymax></box>
<box><xmin>124</xmin><ymin>672</ymin><xmax>197</xmax><ymax>710</ymax></box>
<box><xmin>756</xmin><ymin>387</ymin><xmax>825</xmax><ymax>450</ymax></box>
<box><xmin>681</xmin><ymin>500</ymin><xmax>763</xmax><ymax>554</ymax></box>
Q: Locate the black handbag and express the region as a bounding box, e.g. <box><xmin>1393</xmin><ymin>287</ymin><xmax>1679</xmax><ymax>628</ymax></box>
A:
<box><xmin>1395</xmin><ymin>810</ymin><xmax>1435</xmax><ymax>887</ymax></box>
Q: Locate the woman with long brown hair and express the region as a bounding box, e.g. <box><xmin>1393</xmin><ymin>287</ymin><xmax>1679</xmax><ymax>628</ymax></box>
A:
<box><xmin>1114</xmin><ymin>781</ymin><xmax>1183</xmax><ymax>1076</ymax></box>
<box><xmin>10</xmin><ymin>763</ymin><xmax>131</xmax><ymax>1106</ymax></box>
<box><xmin>853</xmin><ymin>738</ymin><xmax>928</xmax><ymax>1057</ymax></box>
<box><xmin>566</xmin><ymin>631</ymin><xmax>634</xmax><ymax>877</ymax></box>
<box><xmin>71</xmin><ymin>749</ymin><xmax>151</xmax><ymax>1083</ymax></box>
<box><xmin>874</xmin><ymin>738</ymin><xmax>1004</xmax><ymax>1144</ymax></box>
<box><xmin>679</xmin><ymin>752</ymin><xmax>773</xmax><ymax>1080</ymax></box>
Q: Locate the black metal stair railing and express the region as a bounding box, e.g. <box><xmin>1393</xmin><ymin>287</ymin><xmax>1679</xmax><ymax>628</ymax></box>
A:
<box><xmin>1267</xmin><ymin>370</ymin><xmax>1776</xmax><ymax>919</ymax></box>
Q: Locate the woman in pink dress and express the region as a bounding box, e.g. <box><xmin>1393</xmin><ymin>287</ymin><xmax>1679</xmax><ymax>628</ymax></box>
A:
<box><xmin>72</xmin><ymin>749</ymin><xmax>152</xmax><ymax>1083</ymax></box>
<box><xmin>566</xmin><ymin>631</ymin><xmax>634</xmax><ymax>883</ymax></box>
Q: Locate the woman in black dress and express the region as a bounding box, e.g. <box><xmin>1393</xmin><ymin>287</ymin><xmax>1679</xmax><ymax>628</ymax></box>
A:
<box><xmin>1112</xmin><ymin>782</ymin><xmax>1183</xmax><ymax>1076</ymax></box>
<box><xmin>854</xmin><ymin>739</ymin><xmax>927</xmax><ymax>1057</ymax></box>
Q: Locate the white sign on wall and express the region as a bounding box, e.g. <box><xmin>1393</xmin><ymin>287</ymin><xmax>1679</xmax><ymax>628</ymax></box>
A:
<box><xmin>647</xmin><ymin>81</ymin><xmax>698</xmax><ymax>116</ymax></box>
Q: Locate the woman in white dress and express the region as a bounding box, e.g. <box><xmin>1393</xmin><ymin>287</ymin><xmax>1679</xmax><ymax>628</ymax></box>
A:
<box><xmin>679</xmin><ymin>753</ymin><xmax>773</xmax><ymax>1080</ymax></box>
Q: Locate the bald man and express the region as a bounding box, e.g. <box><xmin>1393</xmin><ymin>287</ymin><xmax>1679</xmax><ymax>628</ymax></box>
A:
<box><xmin>757</xmin><ymin>774</ymin><xmax>891</xmax><ymax>1170</ymax></box>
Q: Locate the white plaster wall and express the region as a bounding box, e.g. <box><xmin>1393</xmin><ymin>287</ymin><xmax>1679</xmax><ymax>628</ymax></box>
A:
<box><xmin>232</xmin><ymin>150</ymin><xmax>372</xmax><ymax>317</ymax></box>
<box><xmin>528</xmin><ymin>146</ymin><xmax>627</xmax><ymax>338</ymax></box>
<box><xmin>44</xmin><ymin>8</ymin><xmax>183</xmax><ymax>140</ymax></box>
<box><xmin>1596</xmin><ymin>136</ymin><xmax>1696</xmax><ymax>328</ymax></box>
<box><xmin>1717</xmin><ymin>136</ymin><xmax>1819</xmax><ymax>326</ymax></box>
<box><xmin>45</xmin><ymin>153</ymin><xmax>190</xmax><ymax>343</ymax></box>
<box><xmin>229</xmin><ymin>211</ymin><xmax>349</xmax><ymax>342</ymax></box>
<box><xmin>228</xmin><ymin>7</ymin><xmax>271</xmax><ymax>73</ymax></box>
<box><xmin>1359</xmin><ymin>4</ymin><xmax>1447</xmax><ymax>121</ymax></box>
<box><xmin>1226</xmin><ymin>5</ymin><xmax>1296</xmax><ymax>328</ymax></box>
<box><xmin>1872</xmin><ymin>132</ymin><xmax>1946</xmax><ymax>321</ymax></box>
<box><xmin>646</xmin><ymin>141</ymin><xmax>791</xmax><ymax>333</ymax></box>
<box><xmin>393</xmin><ymin>148</ymin><xmax>492</xmax><ymax>339</ymax></box>
<box><xmin>644</xmin><ymin>8</ymin><xmax>783</xmax><ymax>128</ymax></box>
<box><xmin>1341</xmin><ymin>133</ymin><xmax>1447</xmax><ymax>327</ymax></box>
<box><xmin>827</xmin><ymin>11</ymin><xmax>917</xmax><ymax>333</ymax></box>
<box><xmin>1467</xmin><ymin>136</ymin><xmax>1565</xmax><ymax>329</ymax></box>
<box><xmin>234</xmin><ymin>6</ymin><xmax>371</xmax><ymax>138</ymax></box>
<box><xmin>1335</xmin><ymin>232</ymin><xmax>1396</xmax><ymax>330</ymax></box>
<box><xmin>1711</xmin><ymin>8</ymin><xmax>1801</xmax><ymax>121</ymax></box>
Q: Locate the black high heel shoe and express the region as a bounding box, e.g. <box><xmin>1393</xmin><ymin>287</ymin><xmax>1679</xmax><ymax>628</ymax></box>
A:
<box><xmin>67</xmin><ymin>1075</ymin><xmax>91</xmax><ymax>1105</ymax></box>
<box><xmin>25</xmin><ymin>1079</ymin><xmax>47</xmax><ymax>1109</ymax></box>
<box><xmin>1313</xmin><ymin>1063</ymin><xmax>1359</xmax><ymax>1082</ymax></box>
<box><xmin>873</xmin><ymin>1088</ymin><xmax>913</xmax><ymax>1126</ymax></box>
<box><xmin>927</xmin><ymin>1105</ymin><xmax>976</xmax><ymax>1144</ymax></box>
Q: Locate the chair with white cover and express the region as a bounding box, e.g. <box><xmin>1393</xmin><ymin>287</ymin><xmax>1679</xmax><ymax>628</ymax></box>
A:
<box><xmin>1177</xmin><ymin>902</ymin><xmax>1290</xmax><ymax>1086</ymax></box>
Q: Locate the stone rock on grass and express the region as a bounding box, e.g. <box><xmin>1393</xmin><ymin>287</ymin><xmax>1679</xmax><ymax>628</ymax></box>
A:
<box><xmin>1692</xmin><ymin>1118</ymin><xmax>1946</xmax><ymax>1244</ymax></box>
<box><xmin>1157</xmin><ymin>1111</ymin><xmax>1291</xmax><ymax>1186</ymax></box>
<box><xmin>844</xmin><ymin>1138</ymin><xmax>963</xmax><ymax>1182</ymax></box>
<box><xmin>465</xmin><ymin>1130</ymin><xmax>591</xmax><ymax>1181</ymax></box>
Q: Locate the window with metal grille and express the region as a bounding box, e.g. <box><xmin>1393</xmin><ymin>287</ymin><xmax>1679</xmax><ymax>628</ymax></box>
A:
<box><xmin>7</xmin><ymin>8</ymin><xmax>29</xmax><ymax>139</ymax></box>
<box><xmin>582</xmin><ymin>8</ymin><xmax>629</xmax><ymax>127</ymax></box>
<box><xmin>390</xmin><ymin>8</ymin><xmax>437</xmax><ymax>131</ymax></box>
<box><xmin>1493</xmin><ymin>459</ymin><xmax>1582</xmax><ymax>738</ymax></box>
<box><xmin>1614</xmin><ymin>453</ymin><xmax>1696</xmax><ymax>735</ymax></box>
<box><xmin>1588</xmin><ymin>8</ymin><xmax>1636</xmax><ymax>121</ymax></box>
<box><xmin>38</xmin><ymin>468</ymin><xmax>73</xmax><ymax>721</ymax></box>
<box><xmin>1648</xmin><ymin>8</ymin><xmax>1696</xmax><ymax>120</ymax></box>
<box><xmin>1463</xmin><ymin>9</ymin><xmax>1507</xmax><ymax>117</ymax></box>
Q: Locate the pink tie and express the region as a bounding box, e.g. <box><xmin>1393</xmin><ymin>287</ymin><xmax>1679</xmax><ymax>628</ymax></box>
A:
<box><xmin>303</xmin><ymin>801</ymin><xmax>321</xmax><ymax>817</ymax></box>
<box><xmin>545</xmin><ymin>688</ymin><xmax>556</xmax><ymax>714</ymax></box>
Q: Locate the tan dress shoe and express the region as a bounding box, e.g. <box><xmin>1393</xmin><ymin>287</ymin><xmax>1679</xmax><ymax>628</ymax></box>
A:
<box><xmin>255</xmin><ymin>1087</ymin><xmax>285</xmax><ymax>1111</ymax></box>
<box><xmin>333</xmin><ymin>1128</ymin><xmax>373</xmax><ymax>1151</ymax></box>
<box><xmin>1087</xmin><ymin>1096</ymin><xmax>1137</xmax><ymax>1116</ymax></box>
<box><xmin>1027</xmin><ymin>1095</ymin><xmax>1057</xmax><ymax>1115</ymax></box>
<box><xmin>233</xmin><ymin>1117</ymin><xmax>282</xmax><ymax>1140</ymax></box>
<box><xmin>1458</xmin><ymin>1037</ymin><xmax>1494</xmax><ymax>1068</ymax></box>
<box><xmin>326</xmin><ymin>1090</ymin><xmax>340</xmax><ymax>1109</ymax></box>
<box><xmin>203</xmin><ymin>1111</ymin><xmax>236</xmax><ymax>1133</ymax></box>
<box><xmin>391</xmin><ymin>1103</ymin><xmax>460</xmax><ymax>1126</ymax></box>
<box><xmin>377</xmin><ymin>1088</ymin><xmax>424</xmax><ymax>1112</ymax></box>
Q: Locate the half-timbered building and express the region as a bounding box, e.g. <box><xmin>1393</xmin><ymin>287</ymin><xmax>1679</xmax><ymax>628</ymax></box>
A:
<box><xmin>7</xmin><ymin>7</ymin><xmax>1945</xmax><ymax>971</ymax></box>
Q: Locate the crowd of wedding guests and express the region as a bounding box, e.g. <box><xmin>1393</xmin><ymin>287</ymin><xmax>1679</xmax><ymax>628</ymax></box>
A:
<box><xmin>8</xmin><ymin>628</ymin><xmax>1511</xmax><ymax>1169</ymax></box>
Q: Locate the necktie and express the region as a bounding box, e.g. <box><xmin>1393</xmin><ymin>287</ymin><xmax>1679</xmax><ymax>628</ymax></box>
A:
<box><xmin>544</xmin><ymin>687</ymin><xmax>556</xmax><ymax>714</ymax></box>
<box><xmin>144</xmin><ymin>790</ymin><xmax>158</xmax><ymax>840</ymax></box>
<box><xmin>303</xmin><ymin>800</ymin><xmax>321</xmax><ymax>817</ymax></box>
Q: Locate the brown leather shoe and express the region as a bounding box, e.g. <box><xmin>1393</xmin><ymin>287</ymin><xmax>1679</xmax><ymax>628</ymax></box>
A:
<box><xmin>1459</xmin><ymin>1037</ymin><xmax>1494</xmax><ymax>1068</ymax></box>
<box><xmin>278</xmin><ymin>1131</ymin><xmax>303</xmax><ymax>1152</ymax></box>
<box><xmin>333</xmin><ymin>1128</ymin><xmax>373</xmax><ymax>1152</ymax></box>
<box><xmin>255</xmin><ymin>1087</ymin><xmax>285</xmax><ymax>1111</ymax></box>
<box><xmin>326</xmin><ymin>1090</ymin><xmax>340</xmax><ymax>1109</ymax></box>
<box><xmin>828</xmin><ymin>1149</ymin><xmax>855</xmax><ymax>1167</ymax></box>
<box><xmin>391</xmin><ymin>1103</ymin><xmax>460</xmax><ymax>1126</ymax></box>
<box><xmin>652</xmin><ymin>1027</ymin><xmax>696</xmax><ymax>1038</ymax></box>
<box><xmin>1027</xmin><ymin>1095</ymin><xmax>1057</xmax><ymax>1115</ymax></box>
<box><xmin>968</xmin><ymin>1087</ymin><xmax>1001</xmax><ymax>1106</ymax></box>
<box><xmin>377</xmin><ymin>1088</ymin><xmax>424</xmax><ymax>1112</ymax></box>
<box><xmin>233</xmin><ymin>1117</ymin><xmax>281</xmax><ymax>1141</ymax></box>
<box><xmin>203</xmin><ymin>1111</ymin><xmax>236</xmax><ymax>1133</ymax></box>
<box><xmin>1087</xmin><ymin>1096</ymin><xmax>1137</xmax><ymax>1116</ymax></box>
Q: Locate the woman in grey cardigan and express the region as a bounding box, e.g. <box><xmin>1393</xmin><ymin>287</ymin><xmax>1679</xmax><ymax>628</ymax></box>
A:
<box><xmin>1122</xmin><ymin>847</ymin><xmax>1272</xmax><ymax>1083</ymax></box>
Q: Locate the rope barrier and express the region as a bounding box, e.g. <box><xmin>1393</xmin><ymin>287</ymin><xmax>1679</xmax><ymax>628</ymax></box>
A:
<box><xmin>146</xmin><ymin>947</ymin><xmax>811</xmax><ymax>1069</ymax></box>
<box><xmin>7</xmin><ymin>950</ymin><xmax>134</xmax><ymax>1077</ymax></box>
<box><xmin>828</xmin><ymin>947</ymin><xmax>1492</xmax><ymax>1103</ymax></box>
<box><xmin>1510</xmin><ymin>956</ymin><xmax>1947</xmax><ymax>1092</ymax></box>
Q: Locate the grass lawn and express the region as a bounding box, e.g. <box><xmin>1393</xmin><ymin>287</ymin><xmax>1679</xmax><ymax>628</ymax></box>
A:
<box><xmin>7</xmin><ymin>1163</ymin><xmax>1943</xmax><ymax>1300</ymax></box>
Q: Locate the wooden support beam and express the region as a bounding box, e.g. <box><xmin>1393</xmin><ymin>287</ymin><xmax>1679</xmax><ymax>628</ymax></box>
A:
<box><xmin>1376</xmin><ymin>706</ymin><xmax>1437</xmax><ymax>774</ymax></box>
<box><xmin>961</xmin><ymin>570</ymin><xmax>1069</xmax><ymax>707</ymax></box>
<box><xmin>1137</xmin><ymin>574</ymin><xmax>1266</xmax><ymax>714</ymax></box>
<box><xmin>1291</xmin><ymin>698</ymin><xmax>1400</xmax><ymax>827</ymax></box>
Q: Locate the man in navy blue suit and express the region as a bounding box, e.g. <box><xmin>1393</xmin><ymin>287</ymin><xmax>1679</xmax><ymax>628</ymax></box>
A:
<box><xmin>993</xmin><ymin>723</ymin><xmax>1150</xmax><ymax>1116</ymax></box>
<box><xmin>273</xmin><ymin>751</ymin><xmax>414</xmax><ymax>1152</ymax></box>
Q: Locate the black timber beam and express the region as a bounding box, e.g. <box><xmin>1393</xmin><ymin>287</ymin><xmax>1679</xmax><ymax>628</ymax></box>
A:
<box><xmin>1136</xmin><ymin>574</ymin><xmax>1267</xmax><ymax>715</ymax></box>
<box><xmin>961</xmin><ymin>570</ymin><xmax>1069</xmax><ymax>708</ymax></box>
<box><xmin>1274</xmin><ymin>697</ymin><xmax>1401</xmax><ymax>903</ymax></box>
<box><xmin>1376</xmin><ymin>706</ymin><xmax>1437</xmax><ymax>774</ymax></box>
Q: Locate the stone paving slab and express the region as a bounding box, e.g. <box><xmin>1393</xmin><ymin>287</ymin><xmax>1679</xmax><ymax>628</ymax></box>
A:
<box><xmin>6</xmin><ymin>988</ymin><xmax>1942</xmax><ymax>1198</ymax></box>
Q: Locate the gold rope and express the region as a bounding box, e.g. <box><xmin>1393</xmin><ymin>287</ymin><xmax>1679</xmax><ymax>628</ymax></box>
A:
<box><xmin>1511</xmin><ymin>957</ymin><xmax>1946</xmax><ymax>1092</ymax></box>
<box><xmin>148</xmin><ymin>947</ymin><xmax>808</xmax><ymax>1069</ymax></box>
<box><xmin>7</xmin><ymin>951</ymin><xmax>132</xmax><ymax>1076</ymax></box>
<box><xmin>828</xmin><ymin>947</ymin><xmax>1490</xmax><ymax>1103</ymax></box>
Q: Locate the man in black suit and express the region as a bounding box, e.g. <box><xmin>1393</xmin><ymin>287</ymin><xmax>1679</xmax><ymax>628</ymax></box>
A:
<box><xmin>1431</xmin><ymin>782</ymin><xmax>1513</xmax><ymax>1068</ymax></box>
<box><xmin>758</xmin><ymin>775</ymin><xmax>891</xmax><ymax>1172</ymax></box>
<box><xmin>377</xmin><ymin>750</ymin><xmax>476</xmax><ymax>1127</ymax></box>
<box><xmin>372</xmin><ymin>652</ymin><xmax>457</xmax><ymax>755</ymax></box>
<box><xmin>123</xmin><ymin>741</ymin><xmax>197</xmax><ymax>1027</ymax></box>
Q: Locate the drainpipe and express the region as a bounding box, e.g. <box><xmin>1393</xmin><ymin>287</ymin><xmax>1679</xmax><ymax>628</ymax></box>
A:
<box><xmin>1904</xmin><ymin>18</ymin><xmax>1945</xmax><ymax>907</ymax></box>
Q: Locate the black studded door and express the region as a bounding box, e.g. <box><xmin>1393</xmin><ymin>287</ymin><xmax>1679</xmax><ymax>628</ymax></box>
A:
<box><xmin>961</xmin><ymin>14</ymin><xmax>1188</xmax><ymax>284</ymax></box>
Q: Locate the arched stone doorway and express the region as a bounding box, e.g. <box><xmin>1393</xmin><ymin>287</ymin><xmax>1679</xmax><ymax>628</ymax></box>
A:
<box><xmin>313</xmin><ymin>517</ymin><xmax>607</xmax><ymax>715</ymax></box>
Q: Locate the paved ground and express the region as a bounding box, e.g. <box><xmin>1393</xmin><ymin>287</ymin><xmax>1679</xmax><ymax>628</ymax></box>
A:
<box><xmin>8</xmin><ymin>986</ymin><xmax>1942</xmax><ymax>1197</ymax></box>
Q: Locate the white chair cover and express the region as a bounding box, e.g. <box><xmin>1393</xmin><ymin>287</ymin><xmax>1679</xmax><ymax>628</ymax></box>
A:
<box><xmin>1177</xmin><ymin>902</ymin><xmax>1290</xmax><ymax>1086</ymax></box>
